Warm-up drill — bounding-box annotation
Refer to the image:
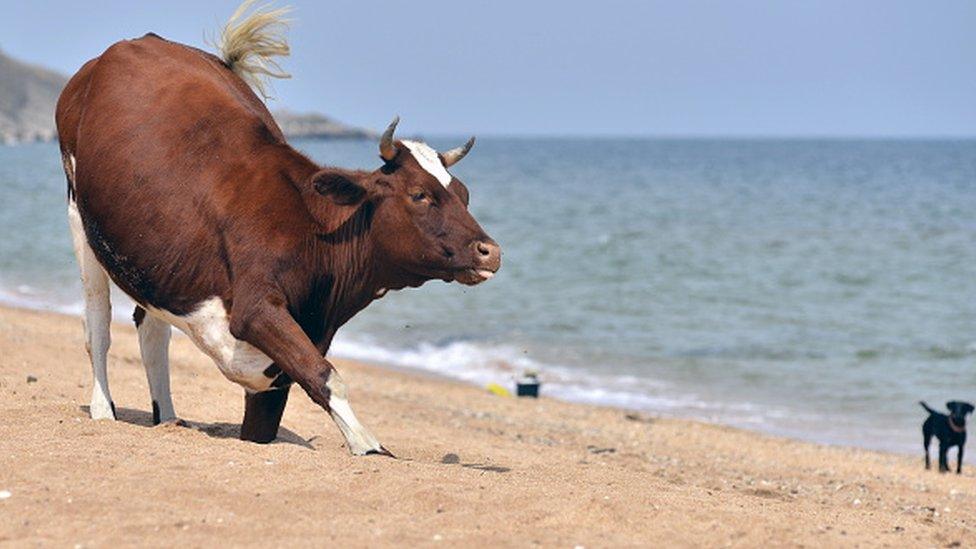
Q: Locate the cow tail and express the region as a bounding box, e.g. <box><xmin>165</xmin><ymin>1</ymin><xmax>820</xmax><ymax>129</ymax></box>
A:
<box><xmin>217</xmin><ymin>0</ymin><xmax>292</xmax><ymax>99</ymax></box>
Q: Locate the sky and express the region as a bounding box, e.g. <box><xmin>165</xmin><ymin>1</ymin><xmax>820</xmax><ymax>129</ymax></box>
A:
<box><xmin>1</xmin><ymin>0</ymin><xmax>974</xmax><ymax>137</ymax></box>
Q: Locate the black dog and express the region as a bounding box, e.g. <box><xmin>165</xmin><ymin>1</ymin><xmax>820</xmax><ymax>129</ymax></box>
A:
<box><xmin>920</xmin><ymin>400</ymin><xmax>974</xmax><ymax>474</ymax></box>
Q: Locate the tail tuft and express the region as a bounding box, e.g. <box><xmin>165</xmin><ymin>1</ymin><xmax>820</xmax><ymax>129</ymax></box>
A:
<box><xmin>218</xmin><ymin>0</ymin><xmax>292</xmax><ymax>99</ymax></box>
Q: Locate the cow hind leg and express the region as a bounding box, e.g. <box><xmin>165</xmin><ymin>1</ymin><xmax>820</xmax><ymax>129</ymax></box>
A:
<box><xmin>241</xmin><ymin>387</ymin><xmax>291</xmax><ymax>443</ymax></box>
<box><xmin>134</xmin><ymin>306</ymin><xmax>176</xmax><ymax>424</ymax></box>
<box><xmin>67</xmin><ymin>200</ymin><xmax>115</xmax><ymax>420</ymax></box>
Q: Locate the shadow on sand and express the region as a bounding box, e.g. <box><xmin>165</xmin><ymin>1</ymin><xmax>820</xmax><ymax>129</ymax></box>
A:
<box><xmin>440</xmin><ymin>452</ymin><xmax>511</xmax><ymax>473</ymax></box>
<box><xmin>79</xmin><ymin>405</ymin><xmax>315</xmax><ymax>449</ymax></box>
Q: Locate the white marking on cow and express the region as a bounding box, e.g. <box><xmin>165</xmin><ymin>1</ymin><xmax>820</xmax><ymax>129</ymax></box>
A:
<box><xmin>145</xmin><ymin>298</ymin><xmax>273</xmax><ymax>392</ymax></box>
<box><xmin>136</xmin><ymin>312</ymin><xmax>176</xmax><ymax>423</ymax></box>
<box><xmin>401</xmin><ymin>140</ymin><xmax>451</xmax><ymax>187</ymax></box>
<box><xmin>144</xmin><ymin>297</ymin><xmax>385</xmax><ymax>454</ymax></box>
<box><xmin>67</xmin><ymin>199</ymin><xmax>116</xmax><ymax>420</ymax></box>
<box><xmin>326</xmin><ymin>373</ymin><xmax>385</xmax><ymax>455</ymax></box>
<box><xmin>64</xmin><ymin>154</ymin><xmax>76</xmax><ymax>183</ymax></box>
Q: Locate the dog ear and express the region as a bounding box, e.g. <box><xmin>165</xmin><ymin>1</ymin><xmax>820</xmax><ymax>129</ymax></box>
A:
<box><xmin>947</xmin><ymin>401</ymin><xmax>964</xmax><ymax>414</ymax></box>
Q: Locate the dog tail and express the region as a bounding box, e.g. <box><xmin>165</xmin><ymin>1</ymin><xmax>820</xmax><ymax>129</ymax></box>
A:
<box><xmin>919</xmin><ymin>401</ymin><xmax>938</xmax><ymax>415</ymax></box>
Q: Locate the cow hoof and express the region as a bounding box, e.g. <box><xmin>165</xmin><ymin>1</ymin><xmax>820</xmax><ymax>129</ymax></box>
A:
<box><xmin>90</xmin><ymin>399</ymin><xmax>117</xmax><ymax>421</ymax></box>
<box><xmin>155</xmin><ymin>418</ymin><xmax>188</xmax><ymax>428</ymax></box>
<box><xmin>364</xmin><ymin>445</ymin><xmax>396</xmax><ymax>459</ymax></box>
<box><xmin>241</xmin><ymin>432</ymin><xmax>277</xmax><ymax>444</ymax></box>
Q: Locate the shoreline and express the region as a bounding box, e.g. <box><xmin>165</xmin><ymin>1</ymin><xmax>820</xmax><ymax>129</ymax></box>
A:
<box><xmin>0</xmin><ymin>297</ymin><xmax>915</xmax><ymax>457</ymax></box>
<box><xmin>0</xmin><ymin>297</ymin><xmax>931</xmax><ymax>457</ymax></box>
<box><xmin>1</xmin><ymin>303</ymin><xmax>974</xmax><ymax>545</ymax></box>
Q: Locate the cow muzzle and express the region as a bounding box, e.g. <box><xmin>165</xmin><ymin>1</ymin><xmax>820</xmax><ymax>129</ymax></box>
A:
<box><xmin>455</xmin><ymin>239</ymin><xmax>501</xmax><ymax>285</ymax></box>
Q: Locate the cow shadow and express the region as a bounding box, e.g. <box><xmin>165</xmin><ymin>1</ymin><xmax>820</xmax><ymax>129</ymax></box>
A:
<box><xmin>80</xmin><ymin>405</ymin><xmax>315</xmax><ymax>449</ymax></box>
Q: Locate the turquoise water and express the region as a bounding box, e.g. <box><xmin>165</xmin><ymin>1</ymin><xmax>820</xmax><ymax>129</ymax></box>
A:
<box><xmin>1</xmin><ymin>138</ymin><xmax>974</xmax><ymax>453</ymax></box>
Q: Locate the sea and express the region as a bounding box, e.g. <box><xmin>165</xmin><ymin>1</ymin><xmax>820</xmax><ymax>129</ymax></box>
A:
<box><xmin>1</xmin><ymin>137</ymin><xmax>974</xmax><ymax>455</ymax></box>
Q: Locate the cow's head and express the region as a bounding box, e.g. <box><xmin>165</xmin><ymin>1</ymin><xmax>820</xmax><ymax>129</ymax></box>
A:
<box><xmin>309</xmin><ymin>117</ymin><xmax>501</xmax><ymax>288</ymax></box>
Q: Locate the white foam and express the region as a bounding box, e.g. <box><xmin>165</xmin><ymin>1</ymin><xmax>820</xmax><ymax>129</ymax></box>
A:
<box><xmin>0</xmin><ymin>282</ymin><xmax>139</xmax><ymax>321</ymax></box>
<box><xmin>331</xmin><ymin>334</ymin><xmax>727</xmax><ymax>415</ymax></box>
<box><xmin>0</xmin><ymin>285</ymin><xmax>84</xmax><ymax>316</ymax></box>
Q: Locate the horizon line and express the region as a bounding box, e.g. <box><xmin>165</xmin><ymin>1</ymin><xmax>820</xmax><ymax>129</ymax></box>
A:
<box><xmin>313</xmin><ymin>132</ymin><xmax>976</xmax><ymax>142</ymax></box>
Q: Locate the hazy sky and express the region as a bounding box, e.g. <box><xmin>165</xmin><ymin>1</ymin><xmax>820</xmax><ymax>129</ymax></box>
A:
<box><xmin>1</xmin><ymin>1</ymin><xmax>973</xmax><ymax>137</ymax></box>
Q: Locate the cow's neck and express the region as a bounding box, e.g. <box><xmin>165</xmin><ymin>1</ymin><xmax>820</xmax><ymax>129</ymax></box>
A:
<box><xmin>313</xmin><ymin>204</ymin><xmax>382</xmax><ymax>342</ymax></box>
<box><xmin>280</xmin><ymin>155</ymin><xmax>383</xmax><ymax>345</ymax></box>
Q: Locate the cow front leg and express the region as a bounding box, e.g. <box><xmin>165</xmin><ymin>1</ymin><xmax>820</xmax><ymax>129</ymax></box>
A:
<box><xmin>241</xmin><ymin>386</ymin><xmax>290</xmax><ymax>443</ymax></box>
<box><xmin>230</xmin><ymin>301</ymin><xmax>392</xmax><ymax>456</ymax></box>
<box><xmin>322</xmin><ymin>369</ymin><xmax>392</xmax><ymax>456</ymax></box>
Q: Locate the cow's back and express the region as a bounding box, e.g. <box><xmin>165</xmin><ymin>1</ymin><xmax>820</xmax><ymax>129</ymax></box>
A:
<box><xmin>56</xmin><ymin>34</ymin><xmax>311</xmax><ymax>314</ymax></box>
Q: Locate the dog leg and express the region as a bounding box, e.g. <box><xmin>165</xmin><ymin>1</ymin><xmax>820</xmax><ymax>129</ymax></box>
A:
<box><xmin>957</xmin><ymin>445</ymin><xmax>964</xmax><ymax>475</ymax></box>
<box><xmin>939</xmin><ymin>444</ymin><xmax>949</xmax><ymax>473</ymax></box>
<box><xmin>923</xmin><ymin>431</ymin><xmax>932</xmax><ymax>470</ymax></box>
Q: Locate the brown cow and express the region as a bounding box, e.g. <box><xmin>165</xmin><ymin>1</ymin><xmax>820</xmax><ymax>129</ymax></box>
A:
<box><xmin>54</xmin><ymin>3</ymin><xmax>500</xmax><ymax>455</ymax></box>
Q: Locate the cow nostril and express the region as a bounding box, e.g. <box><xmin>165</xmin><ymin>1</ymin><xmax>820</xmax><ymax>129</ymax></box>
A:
<box><xmin>476</xmin><ymin>242</ymin><xmax>491</xmax><ymax>256</ymax></box>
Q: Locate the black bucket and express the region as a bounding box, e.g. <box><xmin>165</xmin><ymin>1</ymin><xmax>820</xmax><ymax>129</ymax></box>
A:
<box><xmin>516</xmin><ymin>379</ymin><xmax>540</xmax><ymax>398</ymax></box>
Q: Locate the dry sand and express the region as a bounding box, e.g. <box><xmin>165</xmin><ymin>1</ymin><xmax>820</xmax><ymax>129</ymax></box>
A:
<box><xmin>0</xmin><ymin>304</ymin><xmax>973</xmax><ymax>547</ymax></box>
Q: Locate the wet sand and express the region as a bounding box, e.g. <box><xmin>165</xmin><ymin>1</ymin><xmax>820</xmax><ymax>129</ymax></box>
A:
<box><xmin>0</xmin><ymin>305</ymin><xmax>973</xmax><ymax>547</ymax></box>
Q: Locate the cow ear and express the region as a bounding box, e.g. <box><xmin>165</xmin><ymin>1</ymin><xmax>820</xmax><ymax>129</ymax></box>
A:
<box><xmin>303</xmin><ymin>168</ymin><xmax>370</xmax><ymax>233</ymax></box>
<box><xmin>448</xmin><ymin>179</ymin><xmax>469</xmax><ymax>207</ymax></box>
<box><xmin>313</xmin><ymin>170</ymin><xmax>366</xmax><ymax>205</ymax></box>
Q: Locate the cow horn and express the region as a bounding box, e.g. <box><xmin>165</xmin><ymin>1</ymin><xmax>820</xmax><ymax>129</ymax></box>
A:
<box><xmin>441</xmin><ymin>136</ymin><xmax>475</xmax><ymax>168</ymax></box>
<box><xmin>379</xmin><ymin>116</ymin><xmax>399</xmax><ymax>162</ymax></box>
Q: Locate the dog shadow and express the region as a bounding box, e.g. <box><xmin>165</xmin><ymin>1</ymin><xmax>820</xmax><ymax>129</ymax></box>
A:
<box><xmin>80</xmin><ymin>405</ymin><xmax>315</xmax><ymax>449</ymax></box>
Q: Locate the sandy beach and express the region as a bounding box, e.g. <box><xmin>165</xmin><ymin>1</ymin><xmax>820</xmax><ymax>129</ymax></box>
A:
<box><xmin>0</xmin><ymin>304</ymin><xmax>973</xmax><ymax>547</ymax></box>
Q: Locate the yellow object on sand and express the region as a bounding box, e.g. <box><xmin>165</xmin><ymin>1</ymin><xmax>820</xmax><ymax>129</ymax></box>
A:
<box><xmin>486</xmin><ymin>383</ymin><xmax>512</xmax><ymax>397</ymax></box>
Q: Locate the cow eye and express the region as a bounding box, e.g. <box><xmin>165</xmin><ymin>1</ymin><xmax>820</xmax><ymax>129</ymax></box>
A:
<box><xmin>410</xmin><ymin>190</ymin><xmax>428</xmax><ymax>203</ymax></box>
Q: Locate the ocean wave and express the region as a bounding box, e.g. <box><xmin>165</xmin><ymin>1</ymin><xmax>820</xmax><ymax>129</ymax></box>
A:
<box><xmin>328</xmin><ymin>332</ymin><xmax>803</xmax><ymax>428</ymax></box>
<box><xmin>854</xmin><ymin>344</ymin><xmax>976</xmax><ymax>361</ymax></box>
<box><xmin>0</xmin><ymin>282</ymin><xmax>142</xmax><ymax>322</ymax></box>
<box><xmin>674</xmin><ymin>344</ymin><xmax>827</xmax><ymax>361</ymax></box>
<box><xmin>0</xmin><ymin>281</ymin><xmax>839</xmax><ymax>428</ymax></box>
<box><xmin>0</xmin><ymin>282</ymin><xmax>919</xmax><ymax>452</ymax></box>
<box><xmin>0</xmin><ymin>284</ymin><xmax>84</xmax><ymax>316</ymax></box>
<box><xmin>925</xmin><ymin>343</ymin><xmax>976</xmax><ymax>360</ymax></box>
